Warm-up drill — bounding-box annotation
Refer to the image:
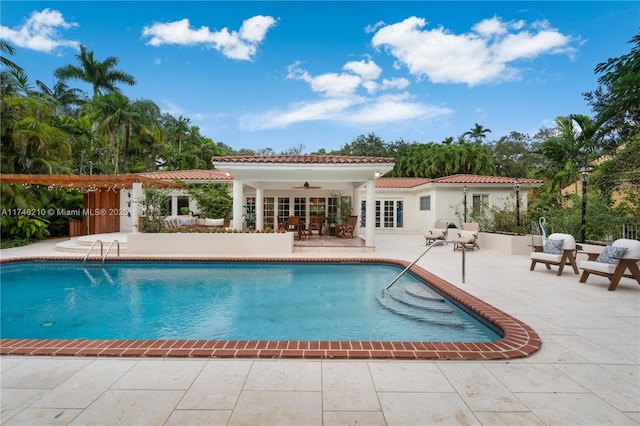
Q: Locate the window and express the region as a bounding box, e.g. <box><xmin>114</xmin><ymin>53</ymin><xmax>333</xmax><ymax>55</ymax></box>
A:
<box><xmin>419</xmin><ymin>196</ymin><xmax>431</xmax><ymax>211</ymax></box>
<box><xmin>263</xmin><ymin>197</ymin><xmax>275</xmax><ymax>228</ymax></box>
<box><xmin>277</xmin><ymin>197</ymin><xmax>290</xmax><ymax>225</ymax></box>
<box><xmin>472</xmin><ymin>194</ymin><xmax>489</xmax><ymax>214</ymax></box>
<box><xmin>361</xmin><ymin>199</ymin><xmax>403</xmax><ymax>229</ymax></box>
<box><xmin>309</xmin><ymin>197</ymin><xmax>326</xmax><ymax>216</ymax></box>
<box><xmin>177</xmin><ymin>196</ymin><xmax>190</xmax><ymax>215</ymax></box>
<box><xmin>294</xmin><ymin>197</ymin><xmax>306</xmax><ymax>218</ymax></box>
<box><xmin>245</xmin><ymin>197</ymin><xmax>256</xmax><ymax>229</ymax></box>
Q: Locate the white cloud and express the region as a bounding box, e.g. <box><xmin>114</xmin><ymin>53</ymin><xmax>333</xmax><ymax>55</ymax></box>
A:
<box><xmin>347</xmin><ymin>93</ymin><xmax>452</xmax><ymax>125</ymax></box>
<box><xmin>287</xmin><ymin>62</ymin><xmax>362</xmax><ymax>97</ymax></box>
<box><xmin>244</xmin><ymin>53</ymin><xmax>453</xmax><ymax>131</ymax></box>
<box><xmin>371</xmin><ymin>16</ymin><xmax>576</xmax><ymax>86</ymax></box>
<box><xmin>141</xmin><ymin>15</ymin><xmax>277</xmax><ymax>61</ymax></box>
<box><xmin>343</xmin><ymin>58</ymin><xmax>382</xmax><ymax>80</ymax></box>
<box><xmin>240</xmin><ymin>98</ymin><xmax>360</xmax><ymax>130</ymax></box>
<box><xmin>0</xmin><ymin>8</ymin><xmax>79</xmax><ymax>53</ymax></box>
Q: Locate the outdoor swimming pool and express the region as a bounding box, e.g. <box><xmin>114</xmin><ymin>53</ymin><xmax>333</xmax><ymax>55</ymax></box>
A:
<box><xmin>1</xmin><ymin>261</ymin><xmax>502</xmax><ymax>343</ymax></box>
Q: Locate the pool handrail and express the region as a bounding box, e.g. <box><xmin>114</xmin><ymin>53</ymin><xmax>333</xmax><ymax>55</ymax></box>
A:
<box><xmin>83</xmin><ymin>239</ymin><xmax>103</xmax><ymax>267</ymax></box>
<box><xmin>102</xmin><ymin>240</ymin><xmax>120</xmax><ymax>266</ymax></box>
<box><xmin>385</xmin><ymin>240</ymin><xmax>447</xmax><ymax>289</ymax></box>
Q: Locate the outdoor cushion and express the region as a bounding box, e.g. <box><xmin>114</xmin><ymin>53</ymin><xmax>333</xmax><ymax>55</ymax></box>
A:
<box><xmin>612</xmin><ymin>238</ymin><xmax>640</xmax><ymax>258</ymax></box>
<box><xmin>543</xmin><ymin>238</ymin><xmax>564</xmax><ymax>255</ymax></box>
<box><xmin>531</xmin><ymin>252</ymin><xmax>563</xmax><ymax>262</ymax></box>
<box><xmin>579</xmin><ymin>260</ymin><xmax>617</xmax><ymax>275</ymax></box>
<box><xmin>596</xmin><ymin>245</ymin><xmax>627</xmax><ymax>264</ymax></box>
<box><xmin>428</xmin><ymin>229</ymin><xmax>446</xmax><ymax>237</ymax></box>
<box><xmin>456</xmin><ymin>230</ymin><xmax>477</xmax><ymax>243</ymax></box>
<box><xmin>205</xmin><ymin>218</ymin><xmax>225</xmax><ymax>227</ymax></box>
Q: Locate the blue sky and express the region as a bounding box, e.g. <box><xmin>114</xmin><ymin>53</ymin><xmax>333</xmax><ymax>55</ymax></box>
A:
<box><xmin>1</xmin><ymin>2</ymin><xmax>638</xmax><ymax>154</ymax></box>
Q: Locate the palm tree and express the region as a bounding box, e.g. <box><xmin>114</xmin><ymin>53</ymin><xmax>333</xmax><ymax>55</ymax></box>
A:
<box><xmin>54</xmin><ymin>45</ymin><xmax>136</xmax><ymax>98</ymax></box>
<box><xmin>35</xmin><ymin>79</ymin><xmax>86</xmax><ymax>116</ymax></box>
<box><xmin>463</xmin><ymin>123</ymin><xmax>492</xmax><ymax>144</ymax></box>
<box><xmin>0</xmin><ymin>41</ymin><xmax>22</xmax><ymax>73</ymax></box>
<box><xmin>539</xmin><ymin>114</ymin><xmax>600</xmax><ymax>196</ymax></box>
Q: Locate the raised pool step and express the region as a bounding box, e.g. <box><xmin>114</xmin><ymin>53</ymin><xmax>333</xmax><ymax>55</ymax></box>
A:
<box><xmin>376</xmin><ymin>287</ymin><xmax>464</xmax><ymax>328</ymax></box>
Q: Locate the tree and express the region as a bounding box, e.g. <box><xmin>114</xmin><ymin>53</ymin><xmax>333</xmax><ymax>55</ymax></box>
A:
<box><xmin>35</xmin><ymin>79</ymin><xmax>86</xmax><ymax>116</ymax></box>
<box><xmin>337</xmin><ymin>133</ymin><xmax>392</xmax><ymax>157</ymax></box>
<box><xmin>187</xmin><ymin>183</ymin><xmax>233</xmax><ymax>219</ymax></box>
<box><xmin>584</xmin><ymin>33</ymin><xmax>639</xmax><ymax>146</ymax></box>
<box><xmin>462</xmin><ymin>123</ymin><xmax>492</xmax><ymax>144</ymax></box>
<box><xmin>538</xmin><ymin>114</ymin><xmax>601</xmax><ymax>196</ymax></box>
<box><xmin>0</xmin><ymin>41</ymin><xmax>22</xmax><ymax>74</ymax></box>
<box><xmin>54</xmin><ymin>45</ymin><xmax>136</xmax><ymax>98</ymax></box>
<box><xmin>489</xmin><ymin>131</ymin><xmax>544</xmax><ymax>178</ymax></box>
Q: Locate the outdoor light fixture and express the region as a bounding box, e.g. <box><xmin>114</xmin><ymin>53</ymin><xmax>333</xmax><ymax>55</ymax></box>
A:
<box><xmin>462</xmin><ymin>185</ymin><xmax>469</xmax><ymax>223</ymax></box>
<box><xmin>513</xmin><ymin>178</ymin><xmax>521</xmax><ymax>228</ymax></box>
<box><xmin>579</xmin><ymin>166</ymin><xmax>592</xmax><ymax>243</ymax></box>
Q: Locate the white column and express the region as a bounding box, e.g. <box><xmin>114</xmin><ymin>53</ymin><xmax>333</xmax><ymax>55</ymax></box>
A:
<box><xmin>131</xmin><ymin>182</ymin><xmax>143</xmax><ymax>233</ymax></box>
<box><xmin>365</xmin><ymin>179</ymin><xmax>376</xmax><ymax>247</ymax></box>
<box><xmin>171</xmin><ymin>195</ymin><xmax>178</xmax><ymax>216</ymax></box>
<box><xmin>256</xmin><ymin>187</ymin><xmax>264</xmax><ymax>231</ymax></box>
<box><xmin>232</xmin><ymin>180</ymin><xmax>244</xmax><ymax>230</ymax></box>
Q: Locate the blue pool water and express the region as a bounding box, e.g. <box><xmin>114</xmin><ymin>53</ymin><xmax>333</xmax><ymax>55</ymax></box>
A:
<box><xmin>0</xmin><ymin>261</ymin><xmax>501</xmax><ymax>342</ymax></box>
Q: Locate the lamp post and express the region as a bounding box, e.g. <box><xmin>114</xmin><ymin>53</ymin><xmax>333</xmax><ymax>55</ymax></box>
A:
<box><xmin>462</xmin><ymin>185</ymin><xmax>468</xmax><ymax>223</ymax></box>
<box><xmin>513</xmin><ymin>178</ymin><xmax>521</xmax><ymax>229</ymax></box>
<box><xmin>579</xmin><ymin>166</ymin><xmax>591</xmax><ymax>243</ymax></box>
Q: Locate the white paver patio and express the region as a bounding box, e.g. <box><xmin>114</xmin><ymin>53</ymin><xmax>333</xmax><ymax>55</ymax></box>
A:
<box><xmin>1</xmin><ymin>234</ymin><xmax>638</xmax><ymax>425</ymax></box>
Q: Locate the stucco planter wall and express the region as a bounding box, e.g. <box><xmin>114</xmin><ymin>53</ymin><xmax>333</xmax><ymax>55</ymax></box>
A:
<box><xmin>127</xmin><ymin>232</ymin><xmax>293</xmax><ymax>256</ymax></box>
<box><xmin>479</xmin><ymin>232</ymin><xmax>542</xmax><ymax>255</ymax></box>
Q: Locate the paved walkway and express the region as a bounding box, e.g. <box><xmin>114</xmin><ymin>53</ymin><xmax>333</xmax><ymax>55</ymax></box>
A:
<box><xmin>1</xmin><ymin>234</ymin><xmax>639</xmax><ymax>425</ymax></box>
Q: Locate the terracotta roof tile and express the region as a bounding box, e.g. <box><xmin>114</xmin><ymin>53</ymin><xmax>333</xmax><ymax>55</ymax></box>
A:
<box><xmin>211</xmin><ymin>155</ymin><xmax>395</xmax><ymax>164</ymax></box>
<box><xmin>433</xmin><ymin>174</ymin><xmax>543</xmax><ymax>185</ymax></box>
<box><xmin>138</xmin><ymin>169</ymin><xmax>231</xmax><ymax>181</ymax></box>
<box><xmin>375</xmin><ymin>177</ymin><xmax>432</xmax><ymax>188</ymax></box>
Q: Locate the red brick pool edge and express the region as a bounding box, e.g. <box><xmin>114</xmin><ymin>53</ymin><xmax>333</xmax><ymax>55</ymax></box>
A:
<box><xmin>0</xmin><ymin>257</ymin><xmax>541</xmax><ymax>360</ymax></box>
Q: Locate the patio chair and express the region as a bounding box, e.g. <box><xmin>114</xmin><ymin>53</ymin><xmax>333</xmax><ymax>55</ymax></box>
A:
<box><xmin>578</xmin><ymin>238</ymin><xmax>640</xmax><ymax>291</ymax></box>
<box><xmin>287</xmin><ymin>216</ymin><xmax>307</xmax><ymax>240</ymax></box>
<box><xmin>425</xmin><ymin>221</ymin><xmax>448</xmax><ymax>245</ymax></box>
<box><xmin>336</xmin><ymin>215</ymin><xmax>358</xmax><ymax>238</ymax></box>
<box><xmin>530</xmin><ymin>233</ymin><xmax>579</xmax><ymax>276</ymax></box>
<box><xmin>308</xmin><ymin>215</ymin><xmax>324</xmax><ymax>236</ymax></box>
<box><xmin>453</xmin><ymin>223</ymin><xmax>480</xmax><ymax>251</ymax></box>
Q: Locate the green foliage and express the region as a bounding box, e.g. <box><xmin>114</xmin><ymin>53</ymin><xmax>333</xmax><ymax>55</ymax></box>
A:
<box><xmin>0</xmin><ymin>237</ymin><xmax>31</xmax><ymax>249</ymax></box>
<box><xmin>186</xmin><ymin>183</ymin><xmax>232</xmax><ymax>219</ymax></box>
<box><xmin>2</xmin><ymin>215</ymin><xmax>51</xmax><ymax>240</ymax></box>
<box><xmin>139</xmin><ymin>187</ymin><xmax>170</xmax><ymax>233</ymax></box>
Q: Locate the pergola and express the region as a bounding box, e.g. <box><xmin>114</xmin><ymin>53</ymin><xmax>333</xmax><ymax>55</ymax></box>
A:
<box><xmin>0</xmin><ymin>173</ymin><xmax>184</xmax><ymax>190</ymax></box>
<box><xmin>1</xmin><ymin>173</ymin><xmax>183</xmax><ymax>235</ymax></box>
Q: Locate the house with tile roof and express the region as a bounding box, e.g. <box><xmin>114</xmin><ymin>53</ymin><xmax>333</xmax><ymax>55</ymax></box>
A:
<box><xmin>138</xmin><ymin>156</ymin><xmax>542</xmax><ymax>248</ymax></box>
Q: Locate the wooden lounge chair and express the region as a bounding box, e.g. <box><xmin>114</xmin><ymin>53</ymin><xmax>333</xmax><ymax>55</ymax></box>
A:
<box><xmin>530</xmin><ymin>233</ymin><xmax>579</xmax><ymax>275</ymax></box>
<box><xmin>425</xmin><ymin>221</ymin><xmax>448</xmax><ymax>245</ymax></box>
<box><xmin>453</xmin><ymin>223</ymin><xmax>480</xmax><ymax>251</ymax></box>
<box><xmin>308</xmin><ymin>215</ymin><xmax>324</xmax><ymax>236</ymax></box>
<box><xmin>579</xmin><ymin>239</ymin><xmax>640</xmax><ymax>291</ymax></box>
<box><xmin>336</xmin><ymin>215</ymin><xmax>358</xmax><ymax>238</ymax></box>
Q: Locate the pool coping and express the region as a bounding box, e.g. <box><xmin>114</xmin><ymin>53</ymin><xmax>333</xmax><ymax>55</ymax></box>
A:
<box><xmin>0</xmin><ymin>256</ymin><xmax>541</xmax><ymax>360</ymax></box>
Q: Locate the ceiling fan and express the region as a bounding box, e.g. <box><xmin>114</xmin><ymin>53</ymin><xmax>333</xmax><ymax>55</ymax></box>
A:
<box><xmin>292</xmin><ymin>181</ymin><xmax>322</xmax><ymax>190</ymax></box>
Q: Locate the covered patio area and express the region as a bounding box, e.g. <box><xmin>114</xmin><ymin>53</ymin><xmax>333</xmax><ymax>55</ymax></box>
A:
<box><xmin>211</xmin><ymin>155</ymin><xmax>395</xmax><ymax>248</ymax></box>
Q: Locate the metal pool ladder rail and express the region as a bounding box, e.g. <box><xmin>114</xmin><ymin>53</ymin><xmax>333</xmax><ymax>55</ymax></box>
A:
<box><xmin>83</xmin><ymin>240</ymin><xmax>103</xmax><ymax>267</ymax></box>
<box><xmin>385</xmin><ymin>240</ymin><xmax>446</xmax><ymax>289</ymax></box>
<box><xmin>82</xmin><ymin>239</ymin><xmax>121</xmax><ymax>267</ymax></box>
<box><xmin>102</xmin><ymin>240</ymin><xmax>120</xmax><ymax>266</ymax></box>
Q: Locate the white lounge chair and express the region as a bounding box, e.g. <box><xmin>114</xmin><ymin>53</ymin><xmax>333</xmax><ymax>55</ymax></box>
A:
<box><xmin>425</xmin><ymin>221</ymin><xmax>448</xmax><ymax>245</ymax></box>
<box><xmin>530</xmin><ymin>233</ymin><xmax>579</xmax><ymax>275</ymax></box>
<box><xmin>453</xmin><ymin>223</ymin><xmax>480</xmax><ymax>251</ymax></box>
<box><xmin>579</xmin><ymin>238</ymin><xmax>640</xmax><ymax>291</ymax></box>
